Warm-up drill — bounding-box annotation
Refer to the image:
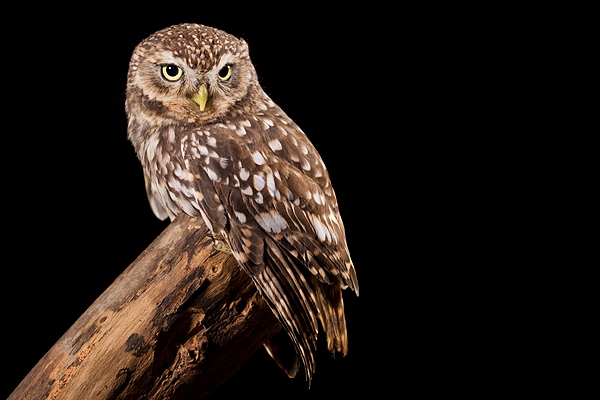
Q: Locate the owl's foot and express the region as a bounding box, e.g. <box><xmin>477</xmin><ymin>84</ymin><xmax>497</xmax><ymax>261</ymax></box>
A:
<box><xmin>209</xmin><ymin>232</ymin><xmax>232</xmax><ymax>254</ymax></box>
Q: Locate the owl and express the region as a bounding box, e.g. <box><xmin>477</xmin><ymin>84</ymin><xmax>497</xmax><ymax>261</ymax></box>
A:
<box><xmin>125</xmin><ymin>23</ymin><xmax>358</xmax><ymax>382</ymax></box>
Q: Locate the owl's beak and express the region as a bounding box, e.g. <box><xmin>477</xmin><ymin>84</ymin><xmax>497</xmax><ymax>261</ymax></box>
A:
<box><xmin>192</xmin><ymin>84</ymin><xmax>209</xmax><ymax>111</ymax></box>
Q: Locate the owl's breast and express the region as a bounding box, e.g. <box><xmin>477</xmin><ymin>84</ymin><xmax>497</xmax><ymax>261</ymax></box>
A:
<box><xmin>139</xmin><ymin>126</ymin><xmax>203</xmax><ymax>220</ymax></box>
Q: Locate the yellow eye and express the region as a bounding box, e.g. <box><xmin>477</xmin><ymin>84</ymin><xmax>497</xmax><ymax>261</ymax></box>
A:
<box><xmin>218</xmin><ymin>64</ymin><xmax>232</xmax><ymax>81</ymax></box>
<box><xmin>161</xmin><ymin>64</ymin><xmax>183</xmax><ymax>81</ymax></box>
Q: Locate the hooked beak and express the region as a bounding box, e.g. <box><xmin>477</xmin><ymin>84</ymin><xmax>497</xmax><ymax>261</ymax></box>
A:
<box><xmin>192</xmin><ymin>83</ymin><xmax>208</xmax><ymax>111</ymax></box>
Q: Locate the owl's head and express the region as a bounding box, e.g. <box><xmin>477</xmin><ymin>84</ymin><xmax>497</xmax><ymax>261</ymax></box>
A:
<box><xmin>126</xmin><ymin>23</ymin><xmax>259</xmax><ymax>125</ymax></box>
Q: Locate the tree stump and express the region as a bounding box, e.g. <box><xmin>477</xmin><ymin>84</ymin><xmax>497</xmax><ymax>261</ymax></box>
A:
<box><xmin>10</xmin><ymin>214</ymin><xmax>281</xmax><ymax>400</ymax></box>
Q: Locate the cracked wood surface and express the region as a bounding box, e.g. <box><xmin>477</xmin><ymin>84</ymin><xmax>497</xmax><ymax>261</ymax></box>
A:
<box><xmin>10</xmin><ymin>214</ymin><xmax>280</xmax><ymax>400</ymax></box>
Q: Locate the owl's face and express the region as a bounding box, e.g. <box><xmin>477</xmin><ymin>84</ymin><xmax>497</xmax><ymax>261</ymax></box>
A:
<box><xmin>126</xmin><ymin>24</ymin><xmax>258</xmax><ymax>125</ymax></box>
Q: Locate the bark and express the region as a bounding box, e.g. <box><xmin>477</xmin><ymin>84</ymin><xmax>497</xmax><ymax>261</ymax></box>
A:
<box><xmin>9</xmin><ymin>214</ymin><xmax>281</xmax><ymax>400</ymax></box>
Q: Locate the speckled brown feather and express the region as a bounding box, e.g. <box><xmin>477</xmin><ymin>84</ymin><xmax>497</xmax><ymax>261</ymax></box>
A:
<box><xmin>125</xmin><ymin>23</ymin><xmax>358</xmax><ymax>383</ymax></box>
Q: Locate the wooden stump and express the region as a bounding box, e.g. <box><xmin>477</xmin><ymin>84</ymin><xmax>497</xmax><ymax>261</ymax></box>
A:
<box><xmin>10</xmin><ymin>214</ymin><xmax>281</xmax><ymax>400</ymax></box>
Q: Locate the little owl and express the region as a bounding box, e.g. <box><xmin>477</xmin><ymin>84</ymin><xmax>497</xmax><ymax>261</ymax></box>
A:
<box><xmin>125</xmin><ymin>23</ymin><xmax>358</xmax><ymax>383</ymax></box>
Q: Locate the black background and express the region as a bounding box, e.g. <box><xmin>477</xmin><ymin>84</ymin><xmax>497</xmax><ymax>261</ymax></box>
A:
<box><xmin>2</xmin><ymin>6</ymin><xmax>512</xmax><ymax>400</ymax></box>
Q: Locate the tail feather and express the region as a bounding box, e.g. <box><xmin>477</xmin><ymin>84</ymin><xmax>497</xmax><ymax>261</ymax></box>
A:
<box><xmin>231</xmin><ymin>231</ymin><xmax>355</xmax><ymax>383</ymax></box>
<box><xmin>255</xmin><ymin>237</ymin><xmax>319</xmax><ymax>380</ymax></box>
<box><xmin>313</xmin><ymin>277</ymin><xmax>348</xmax><ymax>355</ymax></box>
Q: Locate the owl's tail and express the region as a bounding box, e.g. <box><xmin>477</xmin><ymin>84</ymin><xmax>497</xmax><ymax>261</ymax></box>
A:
<box><xmin>255</xmin><ymin>237</ymin><xmax>319</xmax><ymax>382</ymax></box>
<box><xmin>262</xmin><ymin>279</ymin><xmax>349</xmax><ymax>381</ymax></box>
<box><xmin>254</xmin><ymin>237</ymin><xmax>354</xmax><ymax>384</ymax></box>
<box><xmin>313</xmin><ymin>278</ymin><xmax>349</xmax><ymax>355</ymax></box>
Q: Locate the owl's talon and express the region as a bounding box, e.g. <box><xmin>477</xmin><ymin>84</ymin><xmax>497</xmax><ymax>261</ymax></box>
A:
<box><xmin>209</xmin><ymin>232</ymin><xmax>232</xmax><ymax>254</ymax></box>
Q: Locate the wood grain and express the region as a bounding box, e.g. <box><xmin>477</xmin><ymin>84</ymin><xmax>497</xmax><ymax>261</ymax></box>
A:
<box><xmin>10</xmin><ymin>214</ymin><xmax>281</xmax><ymax>400</ymax></box>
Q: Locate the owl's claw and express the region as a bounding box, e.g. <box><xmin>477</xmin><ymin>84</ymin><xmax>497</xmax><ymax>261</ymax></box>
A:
<box><xmin>209</xmin><ymin>232</ymin><xmax>232</xmax><ymax>254</ymax></box>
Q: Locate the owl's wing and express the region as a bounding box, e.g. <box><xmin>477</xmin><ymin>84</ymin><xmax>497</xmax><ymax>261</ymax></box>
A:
<box><xmin>182</xmin><ymin>124</ymin><xmax>357</xmax><ymax>289</ymax></box>
<box><xmin>178</xmin><ymin>118</ymin><xmax>357</xmax><ymax>284</ymax></box>
<box><xmin>181</xmin><ymin>123</ymin><xmax>357</xmax><ymax>380</ymax></box>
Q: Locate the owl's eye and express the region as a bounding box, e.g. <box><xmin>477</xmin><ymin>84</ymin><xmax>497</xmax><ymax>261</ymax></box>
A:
<box><xmin>218</xmin><ymin>65</ymin><xmax>232</xmax><ymax>81</ymax></box>
<box><xmin>161</xmin><ymin>64</ymin><xmax>183</xmax><ymax>81</ymax></box>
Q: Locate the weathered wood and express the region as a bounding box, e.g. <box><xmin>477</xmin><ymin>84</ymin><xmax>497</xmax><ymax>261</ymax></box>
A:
<box><xmin>10</xmin><ymin>214</ymin><xmax>281</xmax><ymax>400</ymax></box>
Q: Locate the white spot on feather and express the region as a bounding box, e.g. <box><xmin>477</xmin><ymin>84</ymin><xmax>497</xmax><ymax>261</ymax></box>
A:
<box><xmin>313</xmin><ymin>191</ymin><xmax>323</xmax><ymax>205</ymax></box>
<box><xmin>235</xmin><ymin>212</ymin><xmax>247</xmax><ymax>223</ymax></box>
<box><xmin>311</xmin><ymin>215</ymin><xmax>331</xmax><ymax>242</ymax></box>
<box><xmin>163</xmin><ymin>127</ymin><xmax>175</xmax><ymax>144</ymax></box>
<box><xmin>262</xmin><ymin>118</ymin><xmax>274</xmax><ymax>129</ymax></box>
<box><xmin>198</xmin><ymin>145</ymin><xmax>209</xmax><ymax>156</ymax></box>
<box><xmin>255</xmin><ymin>211</ymin><xmax>288</xmax><ymax>233</ymax></box>
<box><xmin>236</xmin><ymin>125</ymin><xmax>247</xmax><ymax>136</ymax></box>
<box><xmin>205</xmin><ymin>168</ymin><xmax>218</xmax><ymax>181</ymax></box>
<box><xmin>301</xmin><ymin>159</ymin><xmax>311</xmax><ymax>171</ymax></box>
<box><xmin>268</xmin><ymin>139</ymin><xmax>282</xmax><ymax>151</ymax></box>
<box><xmin>252</xmin><ymin>151</ymin><xmax>266</xmax><ymax>165</ymax></box>
<box><xmin>253</xmin><ymin>173</ymin><xmax>265</xmax><ymax>191</ymax></box>
<box><xmin>173</xmin><ymin>164</ymin><xmax>189</xmax><ymax>181</ymax></box>
<box><xmin>266</xmin><ymin>174</ymin><xmax>276</xmax><ymax>196</ymax></box>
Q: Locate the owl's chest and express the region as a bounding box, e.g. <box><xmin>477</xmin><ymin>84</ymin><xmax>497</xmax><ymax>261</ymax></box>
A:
<box><xmin>137</xmin><ymin>129</ymin><xmax>198</xmax><ymax>215</ymax></box>
<box><xmin>140</xmin><ymin>129</ymin><xmax>181</xmax><ymax>176</ymax></box>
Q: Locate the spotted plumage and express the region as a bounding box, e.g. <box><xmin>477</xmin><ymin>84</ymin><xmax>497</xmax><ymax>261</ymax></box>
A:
<box><xmin>125</xmin><ymin>23</ymin><xmax>358</xmax><ymax>383</ymax></box>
